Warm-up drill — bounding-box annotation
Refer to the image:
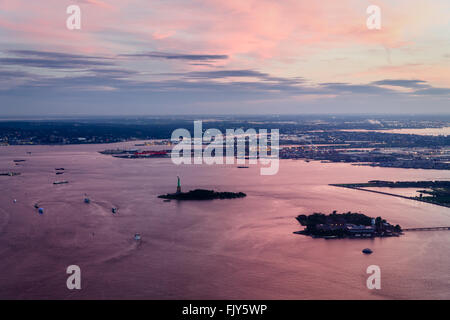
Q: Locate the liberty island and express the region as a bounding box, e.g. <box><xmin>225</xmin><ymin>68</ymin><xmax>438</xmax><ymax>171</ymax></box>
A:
<box><xmin>159</xmin><ymin>176</ymin><xmax>246</xmax><ymax>200</ymax></box>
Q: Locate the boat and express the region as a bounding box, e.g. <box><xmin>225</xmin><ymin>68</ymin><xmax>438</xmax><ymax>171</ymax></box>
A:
<box><xmin>112</xmin><ymin>207</ymin><xmax>118</xmax><ymax>214</ymax></box>
<box><xmin>53</xmin><ymin>180</ymin><xmax>69</xmax><ymax>185</ymax></box>
<box><xmin>84</xmin><ymin>198</ymin><xmax>90</xmax><ymax>204</ymax></box>
<box><xmin>362</xmin><ymin>248</ymin><xmax>373</xmax><ymax>254</ymax></box>
<box><xmin>134</xmin><ymin>233</ymin><xmax>141</xmax><ymax>241</ymax></box>
<box><xmin>237</xmin><ymin>166</ymin><xmax>249</xmax><ymax>169</ymax></box>
<box><xmin>0</xmin><ymin>172</ymin><xmax>21</xmax><ymax>176</ymax></box>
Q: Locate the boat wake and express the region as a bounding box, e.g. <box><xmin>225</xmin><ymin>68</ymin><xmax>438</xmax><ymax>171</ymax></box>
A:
<box><xmin>96</xmin><ymin>240</ymin><xmax>142</xmax><ymax>265</ymax></box>
<box><xmin>0</xmin><ymin>208</ymin><xmax>10</xmax><ymax>233</ymax></box>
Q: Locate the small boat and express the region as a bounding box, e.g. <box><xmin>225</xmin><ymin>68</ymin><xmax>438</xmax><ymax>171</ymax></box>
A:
<box><xmin>324</xmin><ymin>235</ymin><xmax>338</xmax><ymax>239</ymax></box>
<box><xmin>34</xmin><ymin>203</ymin><xmax>39</xmax><ymax>209</ymax></box>
<box><xmin>134</xmin><ymin>233</ymin><xmax>141</xmax><ymax>241</ymax></box>
<box><xmin>38</xmin><ymin>208</ymin><xmax>44</xmax><ymax>215</ymax></box>
<box><xmin>56</xmin><ymin>172</ymin><xmax>64</xmax><ymax>175</ymax></box>
<box><xmin>112</xmin><ymin>207</ymin><xmax>117</xmax><ymax>214</ymax></box>
<box><xmin>84</xmin><ymin>198</ymin><xmax>90</xmax><ymax>204</ymax></box>
<box><xmin>362</xmin><ymin>248</ymin><xmax>373</xmax><ymax>254</ymax></box>
<box><xmin>163</xmin><ymin>199</ymin><xmax>171</xmax><ymax>202</ymax></box>
<box><xmin>237</xmin><ymin>166</ymin><xmax>249</xmax><ymax>169</ymax></box>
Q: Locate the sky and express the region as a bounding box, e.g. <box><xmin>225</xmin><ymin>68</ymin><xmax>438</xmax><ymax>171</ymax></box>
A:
<box><xmin>0</xmin><ymin>0</ymin><xmax>449</xmax><ymax>115</ymax></box>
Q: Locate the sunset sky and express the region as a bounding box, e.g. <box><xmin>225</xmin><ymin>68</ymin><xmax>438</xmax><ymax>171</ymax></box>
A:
<box><xmin>0</xmin><ymin>0</ymin><xmax>449</xmax><ymax>115</ymax></box>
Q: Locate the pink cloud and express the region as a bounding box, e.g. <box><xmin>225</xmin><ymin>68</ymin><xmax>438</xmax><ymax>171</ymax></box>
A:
<box><xmin>0</xmin><ymin>0</ymin><xmax>448</xmax><ymax>87</ymax></box>
<box><xmin>1</xmin><ymin>0</ymin><xmax>446</xmax><ymax>55</ymax></box>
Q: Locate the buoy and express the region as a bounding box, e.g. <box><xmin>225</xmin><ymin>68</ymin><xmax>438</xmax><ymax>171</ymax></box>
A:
<box><xmin>13</xmin><ymin>199</ymin><xmax>17</xmax><ymax>203</ymax></box>
<box><xmin>38</xmin><ymin>208</ymin><xmax>44</xmax><ymax>215</ymax></box>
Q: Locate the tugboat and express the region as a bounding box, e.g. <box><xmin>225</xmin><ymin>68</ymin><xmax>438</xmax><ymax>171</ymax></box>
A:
<box><xmin>362</xmin><ymin>248</ymin><xmax>373</xmax><ymax>254</ymax></box>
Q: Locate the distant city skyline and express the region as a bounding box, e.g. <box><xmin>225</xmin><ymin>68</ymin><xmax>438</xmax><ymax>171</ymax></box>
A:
<box><xmin>0</xmin><ymin>0</ymin><xmax>449</xmax><ymax>115</ymax></box>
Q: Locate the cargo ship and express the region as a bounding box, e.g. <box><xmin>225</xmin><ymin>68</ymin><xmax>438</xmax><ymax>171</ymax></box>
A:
<box><xmin>113</xmin><ymin>150</ymin><xmax>169</xmax><ymax>159</ymax></box>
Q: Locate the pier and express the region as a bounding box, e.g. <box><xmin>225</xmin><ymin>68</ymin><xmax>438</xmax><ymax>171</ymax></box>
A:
<box><xmin>403</xmin><ymin>227</ymin><xmax>450</xmax><ymax>232</ymax></box>
<box><xmin>329</xmin><ymin>184</ymin><xmax>450</xmax><ymax>208</ymax></box>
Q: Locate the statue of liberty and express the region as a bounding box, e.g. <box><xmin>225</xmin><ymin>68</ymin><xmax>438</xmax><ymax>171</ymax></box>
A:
<box><xmin>176</xmin><ymin>176</ymin><xmax>181</xmax><ymax>194</ymax></box>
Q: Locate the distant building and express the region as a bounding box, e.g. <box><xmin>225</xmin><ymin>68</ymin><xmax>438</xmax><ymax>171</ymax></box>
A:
<box><xmin>345</xmin><ymin>224</ymin><xmax>375</xmax><ymax>237</ymax></box>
